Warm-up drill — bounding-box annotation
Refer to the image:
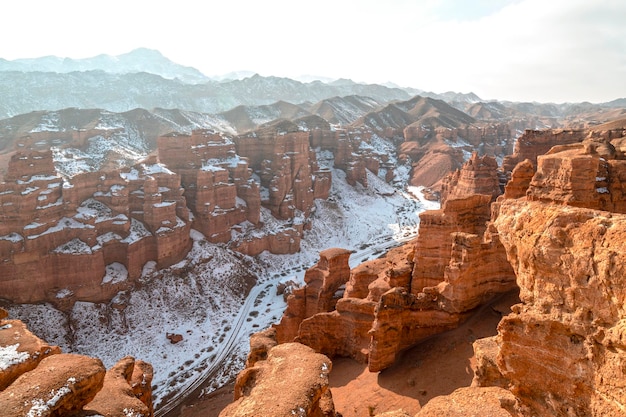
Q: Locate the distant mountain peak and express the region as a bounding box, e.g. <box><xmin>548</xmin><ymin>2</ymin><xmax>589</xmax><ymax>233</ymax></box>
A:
<box><xmin>0</xmin><ymin>48</ymin><xmax>210</xmax><ymax>84</ymax></box>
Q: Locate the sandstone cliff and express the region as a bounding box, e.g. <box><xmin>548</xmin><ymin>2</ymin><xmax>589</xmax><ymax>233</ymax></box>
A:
<box><xmin>457</xmin><ymin>126</ymin><xmax>626</xmax><ymax>416</ymax></box>
<box><xmin>0</xmin><ymin>308</ymin><xmax>154</xmax><ymax>417</ymax></box>
<box><xmin>272</xmin><ymin>153</ymin><xmax>517</xmax><ymax>372</ymax></box>
<box><xmin>0</xmin><ymin>151</ymin><xmax>192</xmax><ymax>306</ymax></box>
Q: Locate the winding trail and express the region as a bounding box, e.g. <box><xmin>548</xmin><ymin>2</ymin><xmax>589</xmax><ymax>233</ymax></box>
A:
<box><xmin>157</xmin><ymin>187</ymin><xmax>438</xmax><ymax>416</ymax></box>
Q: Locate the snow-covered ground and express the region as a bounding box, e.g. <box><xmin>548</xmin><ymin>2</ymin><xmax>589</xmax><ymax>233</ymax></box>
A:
<box><xmin>7</xmin><ymin>149</ymin><xmax>440</xmax><ymax>412</ymax></box>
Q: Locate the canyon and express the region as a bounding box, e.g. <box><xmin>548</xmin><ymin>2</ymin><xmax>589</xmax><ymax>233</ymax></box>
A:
<box><xmin>218</xmin><ymin>121</ymin><xmax>626</xmax><ymax>416</ymax></box>
<box><xmin>2</xmin><ymin>79</ymin><xmax>626</xmax><ymax>417</ymax></box>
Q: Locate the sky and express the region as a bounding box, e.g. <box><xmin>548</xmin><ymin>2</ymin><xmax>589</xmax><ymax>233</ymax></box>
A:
<box><xmin>2</xmin><ymin>0</ymin><xmax>625</xmax><ymax>103</ymax></box>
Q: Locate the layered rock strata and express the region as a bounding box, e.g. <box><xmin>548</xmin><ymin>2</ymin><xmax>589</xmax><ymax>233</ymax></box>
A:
<box><xmin>157</xmin><ymin>129</ymin><xmax>334</xmax><ymax>255</ymax></box>
<box><xmin>501</xmin><ymin>128</ymin><xmax>587</xmax><ymax>173</ymax></box>
<box><xmin>468</xmin><ymin>129</ymin><xmax>626</xmax><ymax>415</ymax></box>
<box><xmin>273</xmin><ymin>153</ymin><xmax>517</xmax><ymax>372</ymax></box>
<box><xmin>0</xmin><ymin>309</ymin><xmax>154</xmax><ymax>416</ymax></box>
<box><xmin>0</xmin><ymin>151</ymin><xmax>191</xmax><ymax>305</ymax></box>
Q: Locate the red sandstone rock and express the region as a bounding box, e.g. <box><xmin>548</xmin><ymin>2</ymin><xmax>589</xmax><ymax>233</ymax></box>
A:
<box><xmin>275</xmin><ymin>248</ymin><xmax>352</xmax><ymax>344</ymax></box>
<box><xmin>82</xmin><ymin>356</ymin><xmax>153</xmax><ymax>417</ymax></box>
<box><xmin>503</xmin><ymin>159</ymin><xmax>534</xmax><ymax>199</ymax></box>
<box><xmin>0</xmin><ymin>353</ymin><xmax>106</xmax><ymax>417</ymax></box>
<box><xmin>414</xmin><ymin>386</ymin><xmax>520</xmax><ymax>417</ymax></box>
<box><xmin>220</xmin><ymin>342</ymin><xmax>336</xmax><ymax>417</ymax></box>
<box><xmin>501</xmin><ymin>128</ymin><xmax>587</xmax><ymax>173</ymax></box>
<box><xmin>0</xmin><ymin>315</ymin><xmax>61</xmax><ymax>390</ymax></box>
<box><xmin>440</xmin><ymin>152</ymin><xmax>501</xmax><ymax>204</ymax></box>
<box><xmin>167</xmin><ymin>333</ymin><xmax>184</xmax><ymax>344</ymax></box>
<box><xmin>0</xmin><ymin>151</ymin><xmax>192</xmax><ymax>306</ymax></box>
<box><xmin>274</xmin><ymin>152</ymin><xmax>516</xmax><ymax>373</ymax></box>
<box><xmin>493</xmin><ymin>198</ymin><xmax>626</xmax><ymax>415</ymax></box>
<box><xmin>0</xmin><ymin>312</ymin><xmax>154</xmax><ymax>416</ymax></box>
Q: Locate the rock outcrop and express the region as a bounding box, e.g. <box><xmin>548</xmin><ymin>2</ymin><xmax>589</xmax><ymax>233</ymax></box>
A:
<box><xmin>0</xmin><ymin>353</ymin><xmax>106</xmax><ymax>417</ymax></box>
<box><xmin>275</xmin><ymin>248</ymin><xmax>352</xmax><ymax>344</ymax></box>
<box><xmin>0</xmin><ymin>151</ymin><xmax>192</xmax><ymax>306</ymax></box>
<box><xmin>83</xmin><ymin>356</ymin><xmax>154</xmax><ymax>417</ymax></box>
<box><xmin>490</xmin><ymin>198</ymin><xmax>626</xmax><ymax>416</ymax></box>
<box><xmin>414</xmin><ymin>386</ymin><xmax>519</xmax><ymax>417</ymax></box>
<box><xmin>501</xmin><ymin>128</ymin><xmax>587</xmax><ymax>173</ymax></box>
<box><xmin>464</xmin><ymin>127</ymin><xmax>626</xmax><ymax>416</ymax></box>
<box><xmin>273</xmin><ymin>153</ymin><xmax>517</xmax><ymax>372</ymax></box>
<box><xmin>0</xmin><ymin>308</ymin><xmax>154</xmax><ymax>416</ymax></box>
<box><xmin>0</xmin><ymin>314</ymin><xmax>61</xmax><ymax>390</ymax></box>
<box><xmin>220</xmin><ymin>339</ymin><xmax>336</xmax><ymax>417</ymax></box>
<box><xmin>157</xmin><ymin>128</ymin><xmax>335</xmax><ymax>256</ymax></box>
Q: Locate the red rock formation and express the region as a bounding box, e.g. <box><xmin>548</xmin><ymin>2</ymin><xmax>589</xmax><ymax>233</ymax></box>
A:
<box><xmin>501</xmin><ymin>128</ymin><xmax>586</xmax><ymax>173</ymax></box>
<box><xmin>440</xmin><ymin>152</ymin><xmax>501</xmax><ymax>203</ymax></box>
<box><xmin>275</xmin><ymin>248</ymin><xmax>352</xmax><ymax>344</ymax></box>
<box><xmin>466</xmin><ymin>129</ymin><xmax>626</xmax><ymax>416</ymax></box>
<box><xmin>491</xmin><ymin>198</ymin><xmax>626</xmax><ymax>416</ymax></box>
<box><xmin>503</xmin><ymin>159</ymin><xmax>534</xmax><ymax>199</ymax></box>
<box><xmin>157</xmin><ymin>129</ymin><xmax>333</xmax><ymax>254</ymax></box>
<box><xmin>414</xmin><ymin>386</ymin><xmax>519</xmax><ymax>417</ymax></box>
<box><xmin>0</xmin><ymin>313</ymin><xmax>61</xmax><ymax>390</ymax></box>
<box><xmin>0</xmin><ymin>309</ymin><xmax>154</xmax><ymax>416</ymax></box>
<box><xmin>273</xmin><ymin>152</ymin><xmax>517</xmax><ymax>372</ymax></box>
<box><xmin>0</xmin><ymin>353</ymin><xmax>106</xmax><ymax>417</ymax></box>
<box><xmin>220</xmin><ymin>342</ymin><xmax>336</xmax><ymax>417</ymax></box>
<box><xmin>0</xmin><ymin>151</ymin><xmax>192</xmax><ymax>306</ymax></box>
<box><xmin>526</xmin><ymin>140</ymin><xmax>626</xmax><ymax>213</ymax></box>
<box><xmin>401</xmin><ymin>123</ymin><xmax>513</xmax><ymax>190</ymax></box>
<box><xmin>84</xmin><ymin>356</ymin><xmax>154</xmax><ymax>417</ymax></box>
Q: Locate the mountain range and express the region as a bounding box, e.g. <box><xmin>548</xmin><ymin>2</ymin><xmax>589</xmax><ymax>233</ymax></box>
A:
<box><xmin>1</xmin><ymin>48</ymin><xmax>623</xmax><ymax>125</ymax></box>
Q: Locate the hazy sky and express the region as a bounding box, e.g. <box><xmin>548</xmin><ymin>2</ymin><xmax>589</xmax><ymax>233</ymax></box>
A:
<box><xmin>2</xmin><ymin>0</ymin><xmax>624</xmax><ymax>103</ymax></box>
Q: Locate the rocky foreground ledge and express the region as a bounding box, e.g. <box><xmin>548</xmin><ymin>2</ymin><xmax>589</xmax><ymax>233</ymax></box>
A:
<box><xmin>0</xmin><ymin>307</ymin><xmax>154</xmax><ymax>417</ymax></box>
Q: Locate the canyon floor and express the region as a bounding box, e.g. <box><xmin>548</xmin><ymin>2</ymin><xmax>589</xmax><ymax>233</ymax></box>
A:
<box><xmin>177</xmin><ymin>290</ymin><xmax>519</xmax><ymax>417</ymax></box>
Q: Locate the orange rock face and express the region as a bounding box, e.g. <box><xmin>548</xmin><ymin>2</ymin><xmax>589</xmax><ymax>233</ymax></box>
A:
<box><xmin>493</xmin><ymin>199</ymin><xmax>626</xmax><ymax>416</ymax></box>
<box><xmin>0</xmin><ymin>151</ymin><xmax>192</xmax><ymax>306</ymax></box>
<box><xmin>273</xmin><ymin>152</ymin><xmax>517</xmax><ymax>372</ymax></box>
<box><xmin>275</xmin><ymin>248</ymin><xmax>352</xmax><ymax>344</ymax></box>
<box><xmin>220</xmin><ymin>342</ymin><xmax>336</xmax><ymax>417</ymax></box>
<box><xmin>501</xmin><ymin>128</ymin><xmax>587</xmax><ymax>173</ymax></box>
<box><xmin>470</xmin><ymin>129</ymin><xmax>626</xmax><ymax>416</ymax></box>
<box><xmin>156</xmin><ymin>129</ymin><xmax>336</xmax><ymax>255</ymax></box>
<box><xmin>84</xmin><ymin>356</ymin><xmax>154</xmax><ymax>417</ymax></box>
<box><xmin>0</xmin><ymin>314</ymin><xmax>61</xmax><ymax>390</ymax></box>
<box><xmin>0</xmin><ymin>353</ymin><xmax>106</xmax><ymax>417</ymax></box>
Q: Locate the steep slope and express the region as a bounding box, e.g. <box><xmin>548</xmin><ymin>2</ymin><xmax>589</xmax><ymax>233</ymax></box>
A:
<box><xmin>218</xmin><ymin>101</ymin><xmax>310</xmax><ymax>132</ymax></box>
<box><xmin>354</xmin><ymin>95</ymin><xmax>476</xmax><ymax>132</ymax></box>
<box><xmin>308</xmin><ymin>95</ymin><xmax>383</xmax><ymax>125</ymax></box>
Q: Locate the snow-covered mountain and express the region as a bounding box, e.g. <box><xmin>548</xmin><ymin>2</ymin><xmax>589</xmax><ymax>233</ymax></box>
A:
<box><xmin>0</xmin><ymin>48</ymin><xmax>210</xmax><ymax>84</ymax></box>
<box><xmin>0</xmin><ymin>48</ymin><xmax>414</xmax><ymax>119</ymax></box>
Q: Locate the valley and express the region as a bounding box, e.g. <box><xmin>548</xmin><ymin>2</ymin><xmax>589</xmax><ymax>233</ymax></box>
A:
<box><xmin>2</xmin><ymin>48</ymin><xmax>626</xmax><ymax>417</ymax></box>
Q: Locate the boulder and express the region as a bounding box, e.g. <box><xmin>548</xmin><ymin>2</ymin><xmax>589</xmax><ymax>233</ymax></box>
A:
<box><xmin>82</xmin><ymin>356</ymin><xmax>153</xmax><ymax>417</ymax></box>
<box><xmin>220</xmin><ymin>343</ymin><xmax>336</xmax><ymax>417</ymax></box>
<box><xmin>0</xmin><ymin>353</ymin><xmax>105</xmax><ymax>417</ymax></box>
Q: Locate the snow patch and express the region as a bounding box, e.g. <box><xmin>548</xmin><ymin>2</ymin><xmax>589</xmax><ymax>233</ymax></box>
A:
<box><xmin>0</xmin><ymin>344</ymin><xmax>30</xmax><ymax>370</ymax></box>
<box><xmin>102</xmin><ymin>263</ymin><xmax>129</xmax><ymax>285</ymax></box>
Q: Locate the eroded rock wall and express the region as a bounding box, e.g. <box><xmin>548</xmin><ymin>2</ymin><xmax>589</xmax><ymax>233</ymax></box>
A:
<box><xmin>0</xmin><ymin>151</ymin><xmax>191</xmax><ymax>306</ymax></box>
<box><xmin>273</xmin><ymin>153</ymin><xmax>517</xmax><ymax>372</ymax></box>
